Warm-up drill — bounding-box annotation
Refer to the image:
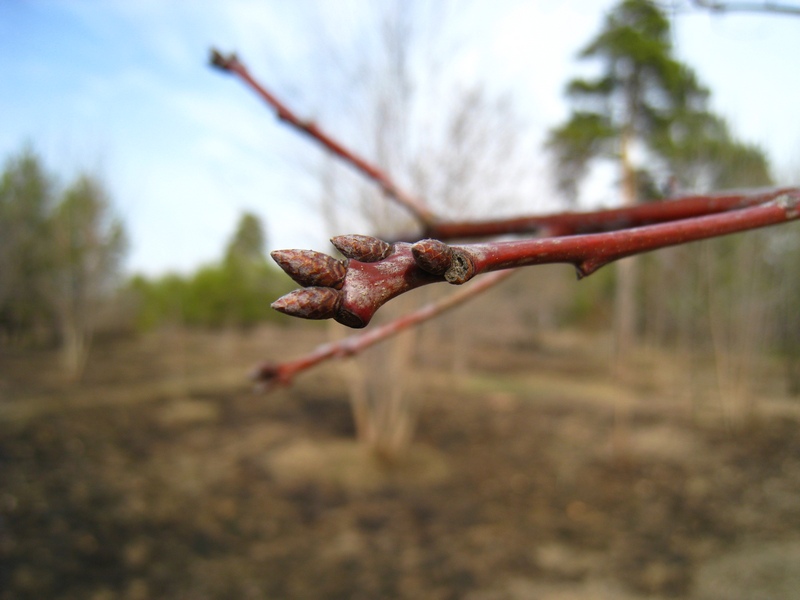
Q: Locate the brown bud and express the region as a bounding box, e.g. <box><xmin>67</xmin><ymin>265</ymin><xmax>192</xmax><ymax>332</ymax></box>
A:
<box><xmin>251</xmin><ymin>362</ymin><xmax>282</xmax><ymax>383</ymax></box>
<box><xmin>209</xmin><ymin>48</ymin><xmax>238</xmax><ymax>71</ymax></box>
<box><xmin>271</xmin><ymin>287</ymin><xmax>342</xmax><ymax>320</ymax></box>
<box><xmin>331</xmin><ymin>235</ymin><xmax>392</xmax><ymax>262</ymax></box>
<box><xmin>250</xmin><ymin>362</ymin><xmax>293</xmax><ymax>391</ymax></box>
<box><xmin>412</xmin><ymin>239</ymin><xmax>453</xmax><ymax>275</ymax></box>
<box><xmin>271</xmin><ymin>249</ymin><xmax>346</xmax><ymax>289</ymax></box>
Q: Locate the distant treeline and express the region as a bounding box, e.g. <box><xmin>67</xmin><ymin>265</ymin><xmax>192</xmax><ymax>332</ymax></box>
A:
<box><xmin>0</xmin><ymin>147</ymin><xmax>295</xmax><ymax>378</ymax></box>
<box><xmin>0</xmin><ymin>147</ymin><xmax>126</xmax><ymax>375</ymax></box>
<box><xmin>127</xmin><ymin>212</ymin><xmax>294</xmax><ymax>330</ymax></box>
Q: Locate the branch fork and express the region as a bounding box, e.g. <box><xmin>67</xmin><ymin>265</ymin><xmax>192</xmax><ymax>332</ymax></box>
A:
<box><xmin>211</xmin><ymin>49</ymin><xmax>800</xmax><ymax>383</ymax></box>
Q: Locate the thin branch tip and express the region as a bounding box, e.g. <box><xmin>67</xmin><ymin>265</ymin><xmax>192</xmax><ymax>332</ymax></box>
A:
<box><xmin>213</xmin><ymin>51</ymin><xmax>435</xmax><ymax>226</ymax></box>
<box><xmin>209</xmin><ymin>48</ymin><xmax>237</xmax><ymax>71</ymax></box>
<box><xmin>251</xmin><ymin>362</ymin><xmax>276</xmax><ymax>382</ymax></box>
<box><xmin>250</xmin><ymin>362</ymin><xmax>292</xmax><ymax>391</ymax></box>
<box><xmin>258</xmin><ymin>269</ymin><xmax>515</xmax><ymax>385</ymax></box>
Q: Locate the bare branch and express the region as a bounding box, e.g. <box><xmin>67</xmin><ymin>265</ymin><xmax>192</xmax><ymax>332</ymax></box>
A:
<box><xmin>254</xmin><ymin>270</ymin><xmax>515</xmax><ymax>387</ymax></box>
<box><xmin>449</xmin><ymin>191</ymin><xmax>800</xmax><ymax>281</ymax></box>
<box><xmin>271</xmin><ymin>189</ymin><xmax>800</xmax><ymax>328</ymax></box>
<box><xmin>209</xmin><ymin>49</ymin><xmax>436</xmax><ymax>227</ymax></box>
<box><xmin>417</xmin><ymin>187</ymin><xmax>796</xmax><ymax>240</ymax></box>
<box><xmin>693</xmin><ymin>0</ymin><xmax>800</xmax><ymax>16</ymax></box>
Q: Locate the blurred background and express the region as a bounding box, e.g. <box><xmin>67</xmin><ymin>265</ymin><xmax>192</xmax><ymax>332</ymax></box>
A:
<box><xmin>1</xmin><ymin>1</ymin><xmax>800</xmax><ymax>598</ymax></box>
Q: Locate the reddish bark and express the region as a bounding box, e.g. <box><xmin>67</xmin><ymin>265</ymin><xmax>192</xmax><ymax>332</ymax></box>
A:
<box><xmin>255</xmin><ymin>270</ymin><xmax>515</xmax><ymax>387</ymax></box>
<box><xmin>420</xmin><ymin>187</ymin><xmax>796</xmax><ymax>240</ymax></box>
<box><xmin>272</xmin><ymin>189</ymin><xmax>800</xmax><ymax>327</ymax></box>
<box><xmin>273</xmin><ymin>242</ymin><xmax>443</xmax><ymax>328</ymax></box>
<box><xmin>211</xmin><ymin>49</ymin><xmax>799</xmax><ymax>384</ymax></box>
<box><xmin>210</xmin><ymin>49</ymin><xmax>435</xmax><ymax>227</ymax></box>
<box><xmin>449</xmin><ymin>189</ymin><xmax>800</xmax><ymax>280</ymax></box>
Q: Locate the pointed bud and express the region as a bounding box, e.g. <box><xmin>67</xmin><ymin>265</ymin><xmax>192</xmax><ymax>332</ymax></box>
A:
<box><xmin>271</xmin><ymin>249</ymin><xmax>346</xmax><ymax>289</ymax></box>
<box><xmin>271</xmin><ymin>287</ymin><xmax>342</xmax><ymax>320</ymax></box>
<box><xmin>331</xmin><ymin>235</ymin><xmax>392</xmax><ymax>262</ymax></box>
<box><xmin>412</xmin><ymin>239</ymin><xmax>453</xmax><ymax>275</ymax></box>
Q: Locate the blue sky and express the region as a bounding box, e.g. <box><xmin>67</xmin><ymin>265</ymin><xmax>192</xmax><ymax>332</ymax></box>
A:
<box><xmin>2</xmin><ymin>1</ymin><xmax>799</xmax><ymax>275</ymax></box>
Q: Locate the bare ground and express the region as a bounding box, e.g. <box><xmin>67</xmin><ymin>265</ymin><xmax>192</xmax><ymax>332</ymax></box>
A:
<box><xmin>1</xmin><ymin>324</ymin><xmax>800</xmax><ymax>599</ymax></box>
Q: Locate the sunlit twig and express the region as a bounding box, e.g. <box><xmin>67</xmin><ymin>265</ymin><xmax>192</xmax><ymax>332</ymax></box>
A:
<box><xmin>254</xmin><ymin>269</ymin><xmax>514</xmax><ymax>388</ymax></box>
<box><xmin>210</xmin><ymin>49</ymin><xmax>436</xmax><ymax>227</ymax></box>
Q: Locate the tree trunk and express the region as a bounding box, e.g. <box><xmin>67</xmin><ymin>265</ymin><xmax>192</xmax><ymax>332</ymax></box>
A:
<box><xmin>61</xmin><ymin>320</ymin><xmax>90</xmax><ymax>382</ymax></box>
<box><xmin>614</xmin><ymin>123</ymin><xmax>639</xmax><ymax>362</ymax></box>
<box><xmin>338</xmin><ymin>297</ymin><xmax>419</xmax><ymax>462</ymax></box>
<box><xmin>610</xmin><ymin>121</ymin><xmax>638</xmax><ymax>461</ymax></box>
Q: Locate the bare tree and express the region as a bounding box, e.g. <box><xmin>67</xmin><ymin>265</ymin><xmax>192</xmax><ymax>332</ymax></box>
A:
<box><xmin>50</xmin><ymin>174</ymin><xmax>127</xmax><ymax>380</ymax></box>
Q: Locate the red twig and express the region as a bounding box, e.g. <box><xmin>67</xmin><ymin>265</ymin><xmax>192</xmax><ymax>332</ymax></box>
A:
<box><xmin>210</xmin><ymin>49</ymin><xmax>798</xmax><ymax>384</ymax></box>
<box><xmin>254</xmin><ymin>270</ymin><xmax>515</xmax><ymax>387</ymax></box>
<box><xmin>271</xmin><ymin>189</ymin><xmax>800</xmax><ymax>328</ymax></box>
<box><xmin>210</xmin><ymin>49</ymin><xmax>436</xmax><ymax>227</ymax></box>
<box><xmin>211</xmin><ymin>49</ymin><xmax>522</xmax><ymax>382</ymax></box>
<box><xmin>418</xmin><ymin>187</ymin><xmax>796</xmax><ymax>240</ymax></box>
<box><xmin>448</xmin><ymin>190</ymin><xmax>800</xmax><ymax>281</ymax></box>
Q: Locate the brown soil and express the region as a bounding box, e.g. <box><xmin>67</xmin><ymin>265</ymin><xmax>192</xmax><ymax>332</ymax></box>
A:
<box><xmin>2</xmin><ymin>325</ymin><xmax>799</xmax><ymax>599</ymax></box>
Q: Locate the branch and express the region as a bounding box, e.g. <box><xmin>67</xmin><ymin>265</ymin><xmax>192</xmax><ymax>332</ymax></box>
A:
<box><xmin>418</xmin><ymin>187</ymin><xmax>796</xmax><ymax>240</ymax></box>
<box><xmin>271</xmin><ymin>189</ymin><xmax>800</xmax><ymax>328</ymax></box>
<box><xmin>693</xmin><ymin>0</ymin><xmax>800</xmax><ymax>16</ymax></box>
<box><xmin>209</xmin><ymin>49</ymin><xmax>436</xmax><ymax>227</ymax></box>
<box><xmin>208</xmin><ymin>50</ymin><xmax>789</xmax><ymax>246</ymax></box>
<box><xmin>254</xmin><ymin>270</ymin><xmax>515</xmax><ymax>387</ymax></box>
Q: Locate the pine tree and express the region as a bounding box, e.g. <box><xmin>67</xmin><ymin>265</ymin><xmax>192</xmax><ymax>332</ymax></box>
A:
<box><xmin>546</xmin><ymin>0</ymin><xmax>771</xmax><ymax>357</ymax></box>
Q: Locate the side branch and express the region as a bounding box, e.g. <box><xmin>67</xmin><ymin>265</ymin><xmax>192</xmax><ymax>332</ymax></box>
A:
<box><xmin>451</xmin><ymin>190</ymin><xmax>800</xmax><ymax>281</ymax></box>
<box><xmin>255</xmin><ymin>270</ymin><xmax>515</xmax><ymax>387</ymax></box>
<box><xmin>271</xmin><ymin>189</ymin><xmax>799</xmax><ymax>328</ymax></box>
<box><xmin>209</xmin><ymin>49</ymin><xmax>436</xmax><ymax>227</ymax></box>
<box><xmin>693</xmin><ymin>0</ymin><xmax>800</xmax><ymax>16</ymax></box>
<box><xmin>420</xmin><ymin>187</ymin><xmax>795</xmax><ymax>240</ymax></box>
